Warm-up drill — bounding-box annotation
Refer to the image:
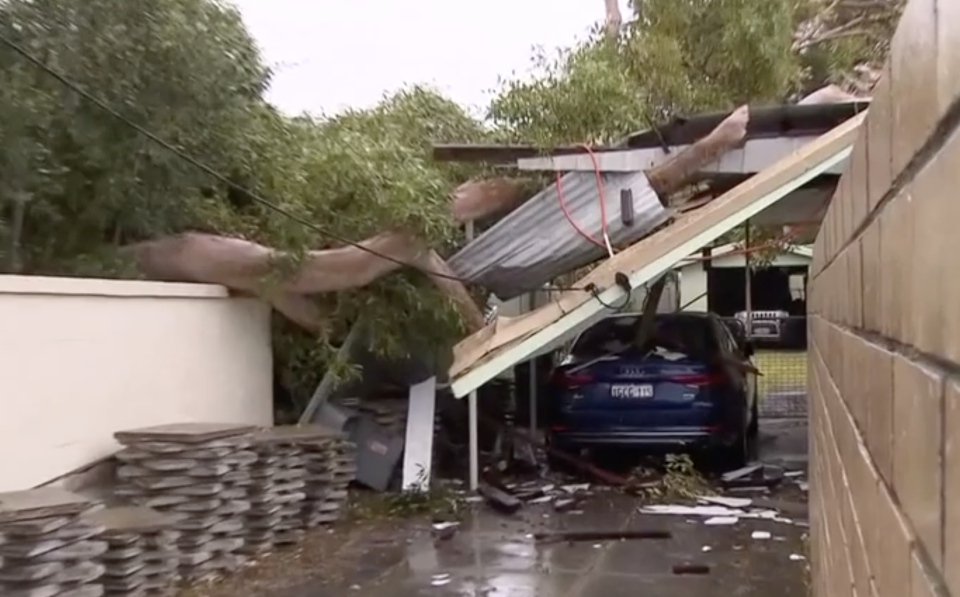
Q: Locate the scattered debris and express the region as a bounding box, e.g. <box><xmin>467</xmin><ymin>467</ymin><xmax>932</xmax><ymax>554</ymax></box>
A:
<box><xmin>726</xmin><ymin>486</ymin><xmax>771</xmax><ymax>494</ymax></box>
<box><xmin>431</xmin><ymin>521</ymin><xmax>459</xmax><ymax>541</ymax></box>
<box><xmin>720</xmin><ymin>464</ymin><xmax>763</xmax><ymax>483</ymax></box>
<box><xmin>532</xmin><ymin>529</ymin><xmax>671</xmax><ymax>543</ymax></box>
<box><xmin>629</xmin><ymin>454</ymin><xmax>714</xmax><ymax>501</ymax></box>
<box><xmin>640</xmin><ymin>505</ymin><xmax>743</xmax><ymax>517</ymax></box>
<box><xmin>431</xmin><ymin>573</ymin><xmax>452</xmax><ymax>587</ymax></box>
<box><xmin>639</xmin><ymin>504</ymin><xmax>794</xmax><ymax>525</ymax></box>
<box><xmin>697</xmin><ymin>495</ymin><xmax>752</xmax><ymax>509</ymax></box>
<box><xmin>720</xmin><ymin>462</ymin><xmax>784</xmax><ymax>489</ymax></box>
<box><xmin>672</xmin><ymin>563</ymin><xmax>711</xmax><ymax>575</ymax></box>
<box><xmin>751</xmin><ymin>531</ymin><xmax>772</xmax><ymax>540</ymax></box>
<box><xmin>478</xmin><ymin>484</ymin><xmax>522</xmax><ymax>514</ymax></box>
<box><xmin>704</xmin><ymin>516</ymin><xmax>740</xmax><ymax>525</ymax></box>
<box><xmin>750</xmin><ymin>498</ymin><xmax>807</xmax><ymax>518</ymax></box>
<box><xmin>701</xmin><ymin>545</ymin><xmax>713</xmax><ymax>552</ymax></box>
<box><xmin>790</xmin><ymin>553</ymin><xmax>806</xmax><ymax>561</ymax></box>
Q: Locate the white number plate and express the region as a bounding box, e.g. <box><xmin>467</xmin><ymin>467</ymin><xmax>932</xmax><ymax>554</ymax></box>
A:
<box><xmin>611</xmin><ymin>384</ymin><xmax>654</xmax><ymax>399</ymax></box>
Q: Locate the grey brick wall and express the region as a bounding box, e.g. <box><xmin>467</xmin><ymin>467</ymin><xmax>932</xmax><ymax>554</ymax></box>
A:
<box><xmin>807</xmin><ymin>1</ymin><xmax>960</xmax><ymax>596</ymax></box>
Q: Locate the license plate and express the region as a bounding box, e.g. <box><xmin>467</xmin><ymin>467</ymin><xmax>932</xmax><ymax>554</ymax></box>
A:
<box><xmin>611</xmin><ymin>384</ymin><xmax>654</xmax><ymax>399</ymax></box>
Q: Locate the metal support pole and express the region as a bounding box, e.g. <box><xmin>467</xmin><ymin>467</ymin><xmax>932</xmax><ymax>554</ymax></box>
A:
<box><xmin>468</xmin><ymin>390</ymin><xmax>479</xmax><ymax>491</ymax></box>
<box><xmin>466</xmin><ymin>220</ymin><xmax>480</xmax><ymax>492</ymax></box>
<box><xmin>527</xmin><ymin>290</ymin><xmax>538</xmax><ymax>437</ymax></box>
<box><xmin>744</xmin><ymin>220</ymin><xmax>753</xmax><ymax>331</ymax></box>
<box><xmin>299</xmin><ymin>320</ymin><xmax>364</xmax><ymax>425</ymax></box>
<box><xmin>528</xmin><ymin>365</ymin><xmax>538</xmax><ymax>436</ymax></box>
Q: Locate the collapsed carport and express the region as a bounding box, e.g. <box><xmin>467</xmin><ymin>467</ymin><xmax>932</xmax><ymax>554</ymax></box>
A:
<box><xmin>446</xmin><ymin>112</ymin><xmax>865</xmax><ymax>489</ymax></box>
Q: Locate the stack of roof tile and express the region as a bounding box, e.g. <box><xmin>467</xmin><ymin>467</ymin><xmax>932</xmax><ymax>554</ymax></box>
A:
<box><xmin>112</xmin><ymin>423</ymin><xmax>256</xmax><ymax>583</ymax></box>
<box><xmin>238</xmin><ymin>426</ymin><xmax>316</xmax><ymax>554</ymax></box>
<box><xmin>84</xmin><ymin>506</ymin><xmax>180</xmax><ymax>597</ymax></box>
<box><xmin>0</xmin><ymin>488</ymin><xmax>107</xmax><ymax>597</ymax></box>
<box><xmin>299</xmin><ymin>432</ymin><xmax>356</xmax><ymax>528</ymax></box>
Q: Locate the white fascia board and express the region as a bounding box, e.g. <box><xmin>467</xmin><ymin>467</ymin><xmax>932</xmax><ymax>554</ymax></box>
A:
<box><xmin>450</xmin><ymin>144</ymin><xmax>852</xmax><ymax>398</ymax></box>
<box><xmin>516</xmin><ymin>137</ymin><xmax>848</xmax><ymax>176</ymax></box>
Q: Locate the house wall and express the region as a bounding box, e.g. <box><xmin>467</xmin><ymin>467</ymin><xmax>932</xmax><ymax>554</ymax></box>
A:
<box><xmin>678</xmin><ymin>267</ymin><xmax>708</xmax><ymax>311</ymax></box>
<box><xmin>807</xmin><ymin>1</ymin><xmax>960</xmax><ymax>596</ymax></box>
<box><xmin>677</xmin><ymin>249</ymin><xmax>811</xmax><ymax>312</ymax></box>
<box><xmin>0</xmin><ymin>275</ymin><xmax>273</xmax><ymax>492</ymax></box>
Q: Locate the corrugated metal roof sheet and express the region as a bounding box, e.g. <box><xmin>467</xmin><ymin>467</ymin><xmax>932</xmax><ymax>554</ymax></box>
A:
<box><xmin>448</xmin><ymin>171</ymin><xmax>669</xmax><ymax>300</ymax></box>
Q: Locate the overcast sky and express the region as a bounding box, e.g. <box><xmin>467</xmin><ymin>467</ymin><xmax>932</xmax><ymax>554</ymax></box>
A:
<box><xmin>232</xmin><ymin>0</ymin><xmax>605</xmax><ymax>116</ymax></box>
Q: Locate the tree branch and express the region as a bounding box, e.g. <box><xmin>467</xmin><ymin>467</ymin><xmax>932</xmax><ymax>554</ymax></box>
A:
<box><xmin>603</xmin><ymin>0</ymin><xmax>623</xmax><ymax>40</ymax></box>
<box><xmin>644</xmin><ymin>105</ymin><xmax>750</xmax><ymax>197</ymax></box>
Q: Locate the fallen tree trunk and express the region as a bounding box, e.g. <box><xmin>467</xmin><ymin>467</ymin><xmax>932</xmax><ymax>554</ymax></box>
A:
<box><xmin>127</xmin><ymin>230</ymin><xmax>486</xmax><ymax>333</ymax></box>
<box><xmin>603</xmin><ymin>0</ymin><xmax>623</xmax><ymax>39</ymax></box>
<box><xmin>124</xmin><ymin>107</ymin><xmax>750</xmax><ymax>338</ymax></box>
<box><xmin>645</xmin><ymin>105</ymin><xmax>749</xmax><ymax>196</ymax></box>
<box><xmin>450</xmin><ymin>177</ymin><xmax>526</xmax><ymax>223</ymax></box>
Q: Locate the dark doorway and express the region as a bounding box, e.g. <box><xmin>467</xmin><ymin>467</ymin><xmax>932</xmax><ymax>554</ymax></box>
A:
<box><xmin>706</xmin><ymin>266</ymin><xmax>807</xmax><ymax>315</ymax></box>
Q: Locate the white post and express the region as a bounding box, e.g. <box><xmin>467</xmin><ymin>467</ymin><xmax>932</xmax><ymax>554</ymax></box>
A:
<box><xmin>468</xmin><ymin>389</ymin><xmax>479</xmax><ymax>491</ymax></box>
<box><xmin>401</xmin><ymin>376</ymin><xmax>438</xmax><ymax>492</ymax></box>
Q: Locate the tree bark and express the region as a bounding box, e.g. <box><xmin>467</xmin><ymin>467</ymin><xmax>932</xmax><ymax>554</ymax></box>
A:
<box><xmin>603</xmin><ymin>0</ymin><xmax>623</xmax><ymax>40</ymax></box>
<box><xmin>450</xmin><ymin>177</ymin><xmax>526</xmax><ymax>223</ymax></box>
<box><xmin>644</xmin><ymin>105</ymin><xmax>750</xmax><ymax>197</ymax></box>
<box><xmin>127</xmin><ymin>230</ymin><xmax>485</xmax><ymax>334</ymax></box>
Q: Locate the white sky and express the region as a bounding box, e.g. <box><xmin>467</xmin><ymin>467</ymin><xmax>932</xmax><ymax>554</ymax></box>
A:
<box><xmin>232</xmin><ymin>0</ymin><xmax>605</xmax><ymax>116</ymax></box>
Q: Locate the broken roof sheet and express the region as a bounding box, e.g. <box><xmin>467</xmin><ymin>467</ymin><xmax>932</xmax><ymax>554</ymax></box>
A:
<box><xmin>447</xmin><ymin>170</ymin><xmax>670</xmax><ymax>300</ymax></box>
<box><xmin>448</xmin><ymin>112</ymin><xmax>866</xmax><ymax>398</ymax></box>
<box><xmin>621</xmin><ymin>101</ymin><xmax>870</xmax><ymax>148</ymax></box>
<box><xmin>431</xmin><ymin>102</ymin><xmax>869</xmax><ymax>164</ymax></box>
<box><xmin>514</xmin><ymin>136</ymin><xmax>848</xmax><ymax>176</ymax></box>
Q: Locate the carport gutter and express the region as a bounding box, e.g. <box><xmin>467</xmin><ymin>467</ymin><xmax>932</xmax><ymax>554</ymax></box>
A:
<box><xmin>450</xmin><ymin>116</ymin><xmax>863</xmax><ymax>399</ymax></box>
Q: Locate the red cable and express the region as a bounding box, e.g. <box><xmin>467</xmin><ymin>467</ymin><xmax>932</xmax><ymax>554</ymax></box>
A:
<box><xmin>554</xmin><ymin>143</ymin><xmax>610</xmax><ymax>251</ymax></box>
<box><xmin>555</xmin><ymin>144</ymin><xmax>805</xmax><ymax>260</ymax></box>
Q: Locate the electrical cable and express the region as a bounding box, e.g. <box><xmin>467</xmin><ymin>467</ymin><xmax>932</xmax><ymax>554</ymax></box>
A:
<box><xmin>584</xmin><ymin>271</ymin><xmax>633</xmax><ymax>311</ymax></box>
<box><xmin>553</xmin><ymin>144</ymin><xmax>615</xmax><ymax>257</ymax></box>
<box><xmin>0</xmin><ymin>32</ymin><xmax>598</xmax><ymax>291</ymax></box>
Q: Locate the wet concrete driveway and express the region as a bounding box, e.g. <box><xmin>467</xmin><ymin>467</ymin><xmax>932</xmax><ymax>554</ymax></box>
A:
<box><xmin>360</xmin><ymin>418</ymin><xmax>811</xmax><ymax>597</ymax></box>
<box><xmin>256</xmin><ymin>419</ymin><xmax>811</xmax><ymax>597</ymax></box>
<box><xmin>358</xmin><ymin>490</ymin><xmax>809</xmax><ymax>597</ymax></box>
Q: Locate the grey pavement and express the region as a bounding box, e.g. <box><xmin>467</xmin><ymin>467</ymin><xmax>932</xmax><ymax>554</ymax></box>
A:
<box><xmin>263</xmin><ymin>419</ymin><xmax>810</xmax><ymax>597</ymax></box>
<box><xmin>357</xmin><ymin>493</ymin><xmax>809</xmax><ymax>597</ymax></box>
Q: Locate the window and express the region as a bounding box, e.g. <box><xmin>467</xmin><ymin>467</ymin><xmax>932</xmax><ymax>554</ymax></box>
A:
<box><xmin>570</xmin><ymin>315</ymin><xmax>718</xmax><ymax>360</ymax></box>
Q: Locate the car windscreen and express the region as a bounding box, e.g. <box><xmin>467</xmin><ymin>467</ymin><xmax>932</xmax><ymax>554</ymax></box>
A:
<box><xmin>570</xmin><ymin>315</ymin><xmax>719</xmax><ymax>360</ymax></box>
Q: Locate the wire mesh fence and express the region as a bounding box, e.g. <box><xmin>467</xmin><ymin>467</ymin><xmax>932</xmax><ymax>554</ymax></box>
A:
<box><xmin>723</xmin><ymin>314</ymin><xmax>809</xmax><ymax>419</ymax></box>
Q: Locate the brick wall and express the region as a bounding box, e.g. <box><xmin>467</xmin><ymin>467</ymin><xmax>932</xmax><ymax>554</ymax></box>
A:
<box><xmin>807</xmin><ymin>1</ymin><xmax>960</xmax><ymax>596</ymax></box>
